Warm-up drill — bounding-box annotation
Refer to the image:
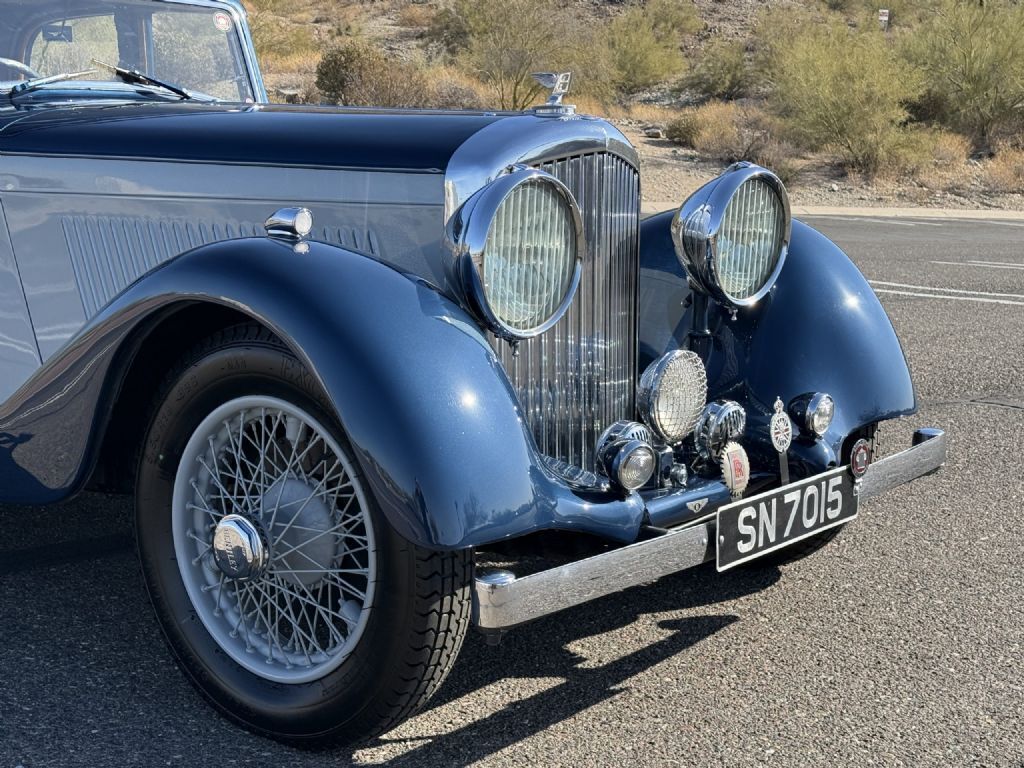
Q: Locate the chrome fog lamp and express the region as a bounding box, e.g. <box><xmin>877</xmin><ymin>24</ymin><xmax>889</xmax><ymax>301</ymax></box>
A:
<box><xmin>597</xmin><ymin>420</ymin><xmax>657</xmax><ymax>491</ymax></box>
<box><xmin>637</xmin><ymin>350</ymin><xmax>708</xmax><ymax>444</ymax></box>
<box><xmin>448</xmin><ymin>167</ymin><xmax>585</xmax><ymax>341</ymax></box>
<box><xmin>671</xmin><ymin>162</ymin><xmax>791</xmax><ymax>307</ymax></box>
<box><xmin>790</xmin><ymin>392</ymin><xmax>835</xmax><ymax>437</ymax></box>
<box><xmin>694</xmin><ymin>400</ymin><xmax>747</xmax><ymax>461</ymax></box>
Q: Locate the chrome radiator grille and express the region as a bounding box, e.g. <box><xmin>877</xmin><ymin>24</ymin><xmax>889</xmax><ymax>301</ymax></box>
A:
<box><xmin>493</xmin><ymin>152</ymin><xmax>641</xmax><ymax>470</ymax></box>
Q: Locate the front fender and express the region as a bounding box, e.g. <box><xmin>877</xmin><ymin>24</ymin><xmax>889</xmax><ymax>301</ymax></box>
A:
<box><xmin>0</xmin><ymin>238</ymin><xmax>646</xmax><ymax>548</ymax></box>
<box><xmin>639</xmin><ymin>212</ymin><xmax>917</xmax><ymax>472</ymax></box>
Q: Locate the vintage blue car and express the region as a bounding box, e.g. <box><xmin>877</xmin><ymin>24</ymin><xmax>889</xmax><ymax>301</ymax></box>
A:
<box><xmin>0</xmin><ymin>0</ymin><xmax>947</xmax><ymax>746</ymax></box>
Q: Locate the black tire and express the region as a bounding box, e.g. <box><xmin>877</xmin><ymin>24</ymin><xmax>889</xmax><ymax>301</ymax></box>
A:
<box><xmin>135</xmin><ymin>324</ymin><xmax>472</xmax><ymax>746</ymax></box>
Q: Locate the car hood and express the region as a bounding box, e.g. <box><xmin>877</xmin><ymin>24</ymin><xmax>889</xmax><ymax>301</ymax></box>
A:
<box><xmin>0</xmin><ymin>102</ymin><xmax>510</xmax><ymax>172</ymax></box>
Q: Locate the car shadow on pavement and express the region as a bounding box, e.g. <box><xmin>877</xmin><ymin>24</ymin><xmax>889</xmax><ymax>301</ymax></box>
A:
<box><xmin>0</xmin><ymin>498</ymin><xmax>779</xmax><ymax>768</ymax></box>
<box><xmin>350</xmin><ymin>563</ymin><xmax>780</xmax><ymax>767</ymax></box>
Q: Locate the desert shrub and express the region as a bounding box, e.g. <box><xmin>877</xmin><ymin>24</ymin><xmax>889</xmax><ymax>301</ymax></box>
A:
<box><xmin>902</xmin><ymin>0</ymin><xmax>1024</xmax><ymax>150</ymax></box>
<box><xmin>243</xmin><ymin>0</ymin><xmax>318</xmax><ymax>70</ymax></box>
<box><xmin>424</xmin><ymin>0</ymin><xmax>474</xmax><ymax>56</ymax></box>
<box><xmin>427</xmin><ymin>0</ymin><xmax>584</xmax><ymax>109</ymax></box>
<box><xmin>751</xmin><ymin>138</ymin><xmax>803</xmax><ymax>185</ymax></box>
<box><xmin>600</xmin><ymin>0</ymin><xmax>699</xmax><ymax>94</ymax></box>
<box><xmin>426</xmin><ymin>69</ymin><xmax>488</xmax><ymax>109</ymax></box>
<box><xmin>983</xmin><ymin>147</ymin><xmax>1024</xmax><ymax>194</ymax></box>
<box><xmin>397</xmin><ymin>3</ymin><xmax>435</xmax><ymax>29</ymax></box>
<box><xmin>666</xmin><ymin>110</ymin><xmax>701</xmax><ymax>147</ymax></box>
<box><xmin>685</xmin><ymin>39</ymin><xmax>752</xmax><ymax>100</ymax></box>
<box><xmin>887</xmin><ymin>128</ymin><xmax>971</xmax><ymax>188</ymax></box>
<box><xmin>692</xmin><ymin>102</ymin><xmax>768</xmax><ymax>162</ymax></box>
<box><xmin>766</xmin><ymin>21</ymin><xmax>923</xmax><ymax>174</ymax></box>
<box><xmin>666</xmin><ymin>101</ymin><xmax>772</xmax><ymax>162</ymax></box>
<box><xmin>315</xmin><ymin>40</ymin><xmax>431</xmax><ymax>108</ymax></box>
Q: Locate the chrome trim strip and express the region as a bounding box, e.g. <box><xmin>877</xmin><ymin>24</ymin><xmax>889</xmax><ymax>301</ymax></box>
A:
<box><xmin>473</xmin><ymin>521</ymin><xmax>713</xmax><ymax>631</ymax></box>
<box><xmin>472</xmin><ymin>427</ymin><xmax>946</xmax><ymax>631</ymax></box>
<box><xmin>444</xmin><ymin>114</ymin><xmax>639</xmax><ymax>223</ymax></box>
<box><xmin>858</xmin><ymin>427</ymin><xmax>947</xmax><ymax>501</ymax></box>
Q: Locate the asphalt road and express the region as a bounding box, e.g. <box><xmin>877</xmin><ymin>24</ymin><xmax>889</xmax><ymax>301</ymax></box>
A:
<box><xmin>2</xmin><ymin>215</ymin><xmax>1022</xmax><ymax>768</ymax></box>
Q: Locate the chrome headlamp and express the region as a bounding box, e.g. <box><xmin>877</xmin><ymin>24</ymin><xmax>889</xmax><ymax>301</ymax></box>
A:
<box><xmin>596</xmin><ymin>420</ymin><xmax>657</xmax><ymax>491</ymax></box>
<box><xmin>637</xmin><ymin>350</ymin><xmax>708</xmax><ymax>444</ymax></box>
<box><xmin>789</xmin><ymin>392</ymin><xmax>835</xmax><ymax>437</ymax></box>
<box><xmin>449</xmin><ymin>167</ymin><xmax>585</xmax><ymax>340</ymax></box>
<box><xmin>671</xmin><ymin>162</ymin><xmax>791</xmax><ymax>307</ymax></box>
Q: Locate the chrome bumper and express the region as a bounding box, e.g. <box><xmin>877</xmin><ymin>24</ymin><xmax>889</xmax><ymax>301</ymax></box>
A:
<box><xmin>472</xmin><ymin>427</ymin><xmax>947</xmax><ymax>633</ymax></box>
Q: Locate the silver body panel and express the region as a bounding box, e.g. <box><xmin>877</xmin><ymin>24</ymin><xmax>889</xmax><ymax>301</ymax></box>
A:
<box><xmin>0</xmin><ymin>155</ymin><xmax>444</xmax><ymax>362</ymax></box>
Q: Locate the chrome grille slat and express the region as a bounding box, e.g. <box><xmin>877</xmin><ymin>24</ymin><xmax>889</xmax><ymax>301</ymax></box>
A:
<box><xmin>492</xmin><ymin>152</ymin><xmax>640</xmax><ymax>470</ymax></box>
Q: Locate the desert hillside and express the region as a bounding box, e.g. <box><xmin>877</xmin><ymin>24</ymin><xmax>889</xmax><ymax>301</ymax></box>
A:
<box><xmin>243</xmin><ymin>0</ymin><xmax>1024</xmax><ymax>210</ymax></box>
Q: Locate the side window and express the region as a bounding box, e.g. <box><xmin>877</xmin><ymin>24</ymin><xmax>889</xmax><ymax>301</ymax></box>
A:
<box><xmin>28</xmin><ymin>16</ymin><xmax>118</xmax><ymax>77</ymax></box>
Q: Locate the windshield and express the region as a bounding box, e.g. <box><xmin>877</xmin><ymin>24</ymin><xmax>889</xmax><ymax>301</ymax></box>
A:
<box><xmin>0</xmin><ymin>0</ymin><xmax>255</xmax><ymax>102</ymax></box>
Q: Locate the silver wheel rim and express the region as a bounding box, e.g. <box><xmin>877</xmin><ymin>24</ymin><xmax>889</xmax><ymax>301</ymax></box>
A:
<box><xmin>172</xmin><ymin>396</ymin><xmax>377</xmax><ymax>684</ymax></box>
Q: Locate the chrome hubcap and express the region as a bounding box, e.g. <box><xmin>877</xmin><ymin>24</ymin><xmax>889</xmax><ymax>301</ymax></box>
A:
<box><xmin>212</xmin><ymin>514</ymin><xmax>269</xmax><ymax>581</ymax></box>
<box><xmin>172</xmin><ymin>396</ymin><xmax>377</xmax><ymax>685</ymax></box>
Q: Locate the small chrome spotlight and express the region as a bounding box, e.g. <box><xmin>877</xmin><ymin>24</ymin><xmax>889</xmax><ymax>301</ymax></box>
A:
<box><xmin>597</xmin><ymin>420</ymin><xmax>657</xmax><ymax>491</ymax></box>
<box><xmin>790</xmin><ymin>392</ymin><xmax>835</xmax><ymax>437</ymax></box>
<box><xmin>265</xmin><ymin>207</ymin><xmax>314</xmax><ymax>240</ymax></box>
<box><xmin>637</xmin><ymin>350</ymin><xmax>708</xmax><ymax>444</ymax></box>
<box><xmin>694</xmin><ymin>400</ymin><xmax>746</xmax><ymax>461</ymax></box>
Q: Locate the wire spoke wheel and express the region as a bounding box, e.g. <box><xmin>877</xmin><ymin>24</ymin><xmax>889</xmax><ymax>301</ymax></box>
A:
<box><xmin>172</xmin><ymin>396</ymin><xmax>376</xmax><ymax>684</ymax></box>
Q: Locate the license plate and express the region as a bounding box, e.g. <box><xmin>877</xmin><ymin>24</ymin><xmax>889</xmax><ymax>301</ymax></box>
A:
<box><xmin>716</xmin><ymin>467</ymin><xmax>858</xmax><ymax>571</ymax></box>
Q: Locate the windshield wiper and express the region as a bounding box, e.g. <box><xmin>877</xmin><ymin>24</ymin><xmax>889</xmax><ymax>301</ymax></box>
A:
<box><xmin>8</xmin><ymin>69</ymin><xmax>96</xmax><ymax>95</ymax></box>
<box><xmin>90</xmin><ymin>58</ymin><xmax>192</xmax><ymax>101</ymax></box>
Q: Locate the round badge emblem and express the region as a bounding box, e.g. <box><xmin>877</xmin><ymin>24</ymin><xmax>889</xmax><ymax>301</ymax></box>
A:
<box><xmin>770</xmin><ymin>397</ymin><xmax>793</xmax><ymax>453</ymax></box>
<box><xmin>214</xmin><ymin>12</ymin><xmax>232</xmax><ymax>32</ymax></box>
<box><xmin>850</xmin><ymin>438</ymin><xmax>872</xmax><ymax>478</ymax></box>
<box><xmin>720</xmin><ymin>441</ymin><xmax>750</xmax><ymax>498</ymax></box>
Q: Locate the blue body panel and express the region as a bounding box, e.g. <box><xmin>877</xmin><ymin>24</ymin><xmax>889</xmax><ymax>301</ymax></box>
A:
<box><xmin>0</xmin><ymin>238</ymin><xmax>648</xmax><ymax>547</ymax></box>
<box><xmin>639</xmin><ymin>211</ymin><xmax>916</xmax><ymax>473</ymax></box>
<box><xmin>0</xmin><ymin>103</ymin><xmax>506</xmax><ymax>172</ymax></box>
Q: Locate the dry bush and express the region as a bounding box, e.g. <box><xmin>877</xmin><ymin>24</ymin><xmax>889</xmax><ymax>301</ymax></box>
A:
<box><xmin>316</xmin><ymin>40</ymin><xmax>432</xmax><ymax>107</ymax></box>
<box><xmin>426</xmin><ymin>0</ymin><xmax>583</xmax><ymax>110</ymax></box>
<box><xmin>685</xmin><ymin>39</ymin><xmax>753</xmax><ymax>100</ymax></box>
<box><xmin>766</xmin><ymin>21</ymin><xmax>923</xmax><ymax>174</ymax></box>
<box><xmin>887</xmin><ymin>128</ymin><xmax>971</xmax><ymax>189</ymax></box>
<box><xmin>692</xmin><ymin>102</ymin><xmax>765</xmax><ymax>162</ymax></box>
<box><xmin>751</xmin><ymin>138</ymin><xmax>803</xmax><ymax>185</ymax></box>
<box><xmin>984</xmin><ymin>148</ymin><xmax>1024</xmax><ymax>194</ymax></box>
<box><xmin>665</xmin><ymin>109</ymin><xmax>701</xmax><ymax>148</ymax></box>
<box><xmin>902</xmin><ymin>0</ymin><xmax>1024</xmax><ymax>151</ymax></box>
<box><xmin>397</xmin><ymin>3</ymin><xmax>436</xmax><ymax>29</ymax></box>
<box><xmin>665</xmin><ymin>102</ymin><xmax>770</xmax><ymax>162</ymax></box>
<box><xmin>243</xmin><ymin>0</ymin><xmax>319</xmax><ymax>71</ymax></box>
<box><xmin>424</xmin><ymin>66</ymin><xmax>489</xmax><ymax>109</ymax></box>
